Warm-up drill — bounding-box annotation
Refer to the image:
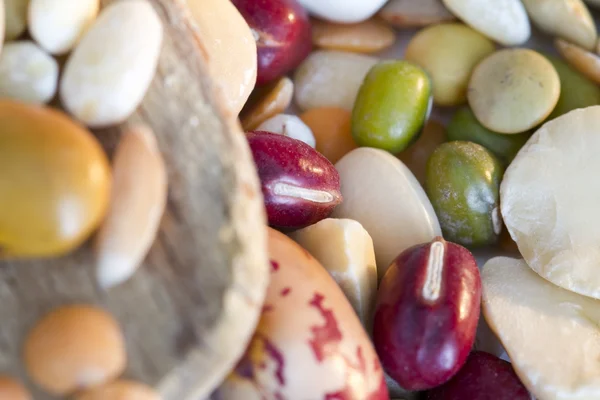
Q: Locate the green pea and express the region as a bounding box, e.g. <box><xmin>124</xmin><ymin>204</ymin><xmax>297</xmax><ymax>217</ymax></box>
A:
<box><xmin>447</xmin><ymin>107</ymin><xmax>531</xmax><ymax>165</ymax></box>
<box><xmin>426</xmin><ymin>141</ymin><xmax>503</xmax><ymax>247</ymax></box>
<box><xmin>352</xmin><ymin>60</ymin><xmax>432</xmax><ymax>153</ymax></box>
<box><xmin>544</xmin><ymin>54</ymin><xmax>600</xmax><ymax>120</ymax></box>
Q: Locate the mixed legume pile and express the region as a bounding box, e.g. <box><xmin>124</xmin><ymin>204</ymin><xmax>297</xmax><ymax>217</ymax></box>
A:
<box><xmin>2</xmin><ymin>0</ymin><xmax>600</xmax><ymax>398</ymax></box>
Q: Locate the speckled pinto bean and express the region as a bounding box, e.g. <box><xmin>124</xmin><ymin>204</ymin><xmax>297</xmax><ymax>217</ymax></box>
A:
<box><xmin>216</xmin><ymin>228</ymin><xmax>388</xmax><ymax>399</ymax></box>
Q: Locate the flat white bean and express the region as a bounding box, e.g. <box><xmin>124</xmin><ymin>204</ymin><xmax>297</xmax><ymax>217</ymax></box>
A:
<box><xmin>60</xmin><ymin>0</ymin><xmax>163</xmax><ymax>128</ymax></box>
<box><xmin>0</xmin><ymin>41</ymin><xmax>58</xmax><ymax>104</ymax></box>
<box><xmin>29</xmin><ymin>0</ymin><xmax>99</xmax><ymax>55</ymax></box>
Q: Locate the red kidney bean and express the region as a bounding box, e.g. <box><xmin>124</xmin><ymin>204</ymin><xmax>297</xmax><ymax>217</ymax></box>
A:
<box><xmin>246</xmin><ymin>130</ymin><xmax>342</xmax><ymax>229</ymax></box>
<box><xmin>231</xmin><ymin>0</ymin><xmax>312</xmax><ymax>85</ymax></box>
<box><xmin>372</xmin><ymin>237</ymin><xmax>481</xmax><ymax>391</ymax></box>
<box><xmin>426</xmin><ymin>351</ymin><xmax>530</xmax><ymax>400</ymax></box>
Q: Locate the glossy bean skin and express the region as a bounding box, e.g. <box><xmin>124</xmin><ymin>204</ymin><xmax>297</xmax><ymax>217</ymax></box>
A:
<box><xmin>373</xmin><ymin>237</ymin><xmax>481</xmax><ymax>391</ymax></box>
<box><xmin>232</xmin><ymin>0</ymin><xmax>312</xmax><ymax>86</ymax></box>
<box><xmin>247</xmin><ymin>131</ymin><xmax>342</xmax><ymax>229</ymax></box>
<box><xmin>352</xmin><ymin>60</ymin><xmax>432</xmax><ymax>153</ymax></box>
<box><xmin>426</xmin><ymin>351</ymin><xmax>530</xmax><ymax>400</ymax></box>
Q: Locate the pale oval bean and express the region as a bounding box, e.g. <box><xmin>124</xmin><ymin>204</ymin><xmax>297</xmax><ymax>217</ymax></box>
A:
<box><xmin>294</xmin><ymin>50</ymin><xmax>378</xmax><ymax>111</ymax></box>
<box><xmin>333</xmin><ymin>147</ymin><xmax>441</xmax><ymax>279</ymax></box>
<box><xmin>29</xmin><ymin>0</ymin><xmax>99</xmax><ymax>55</ymax></box>
<box><xmin>522</xmin><ymin>0</ymin><xmax>596</xmax><ymax>51</ymax></box>
<box><xmin>257</xmin><ymin>114</ymin><xmax>316</xmax><ymax>148</ymax></box>
<box><xmin>291</xmin><ymin>218</ymin><xmax>378</xmax><ymax>325</ymax></box>
<box><xmin>95</xmin><ymin>125</ymin><xmax>167</xmax><ymax>290</ymax></box>
<box><xmin>187</xmin><ymin>0</ymin><xmax>257</xmax><ymax>115</ymax></box>
<box><xmin>60</xmin><ymin>0</ymin><xmax>163</xmax><ymax>127</ymax></box>
<box><xmin>442</xmin><ymin>0</ymin><xmax>531</xmax><ymax>46</ymax></box>
<box><xmin>0</xmin><ymin>41</ymin><xmax>58</xmax><ymax>104</ymax></box>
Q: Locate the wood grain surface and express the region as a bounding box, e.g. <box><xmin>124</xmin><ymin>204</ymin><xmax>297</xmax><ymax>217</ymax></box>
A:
<box><xmin>0</xmin><ymin>0</ymin><xmax>269</xmax><ymax>399</ymax></box>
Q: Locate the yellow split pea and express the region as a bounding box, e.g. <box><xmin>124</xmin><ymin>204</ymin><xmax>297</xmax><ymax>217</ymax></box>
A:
<box><xmin>468</xmin><ymin>49</ymin><xmax>560</xmax><ymax>134</ymax></box>
<box><xmin>405</xmin><ymin>23</ymin><xmax>495</xmax><ymax>107</ymax></box>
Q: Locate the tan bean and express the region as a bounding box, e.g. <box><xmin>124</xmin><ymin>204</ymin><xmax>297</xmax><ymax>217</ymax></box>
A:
<box><xmin>378</xmin><ymin>0</ymin><xmax>455</xmax><ymax>28</ymax></box>
<box><xmin>0</xmin><ymin>376</ymin><xmax>31</xmax><ymax>400</ymax></box>
<box><xmin>556</xmin><ymin>38</ymin><xmax>600</xmax><ymax>85</ymax></box>
<box><xmin>299</xmin><ymin>107</ymin><xmax>356</xmax><ymax>164</ymax></box>
<box><xmin>240</xmin><ymin>77</ymin><xmax>293</xmax><ymax>131</ymax></box>
<box><xmin>23</xmin><ymin>305</ymin><xmax>126</xmax><ymax>396</ymax></box>
<box><xmin>311</xmin><ymin>17</ymin><xmax>395</xmax><ymax>54</ymax></box>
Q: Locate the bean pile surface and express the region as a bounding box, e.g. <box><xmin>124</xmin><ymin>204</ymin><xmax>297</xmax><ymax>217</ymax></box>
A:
<box><xmin>2</xmin><ymin>0</ymin><xmax>600</xmax><ymax>399</ymax></box>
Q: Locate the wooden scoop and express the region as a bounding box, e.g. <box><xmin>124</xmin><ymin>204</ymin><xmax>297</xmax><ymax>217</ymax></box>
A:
<box><xmin>0</xmin><ymin>0</ymin><xmax>269</xmax><ymax>399</ymax></box>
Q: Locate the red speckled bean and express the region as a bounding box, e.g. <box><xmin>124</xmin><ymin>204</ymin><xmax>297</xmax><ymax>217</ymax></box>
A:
<box><xmin>247</xmin><ymin>130</ymin><xmax>342</xmax><ymax>229</ymax></box>
<box><xmin>373</xmin><ymin>237</ymin><xmax>481</xmax><ymax>391</ymax></box>
<box><xmin>215</xmin><ymin>228</ymin><xmax>388</xmax><ymax>399</ymax></box>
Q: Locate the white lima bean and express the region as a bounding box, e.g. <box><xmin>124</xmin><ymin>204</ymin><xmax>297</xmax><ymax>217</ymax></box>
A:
<box><xmin>257</xmin><ymin>114</ymin><xmax>316</xmax><ymax>147</ymax></box>
<box><xmin>4</xmin><ymin>0</ymin><xmax>28</xmax><ymax>41</ymax></box>
<box><xmin>29</xmin><ymin>0</ymin><xmax>100</xmax><ymax>55</ymax></box>
<box><xmin>0</xmin><ymin>41</ymin><xmax>58</xmax><ymax>104</ymax></box>
<box><xmin>60</xmin><ymin>0</ymin><xmax>163</xmax><ymax>128</ymax></box>
<box><xmin>95</xmin><ymin>125</ymin><xmax>167</xmax><ymax>290</ymax></box>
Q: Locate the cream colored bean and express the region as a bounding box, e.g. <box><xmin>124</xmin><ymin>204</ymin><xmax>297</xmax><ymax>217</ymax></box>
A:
<box><xmin>468</xmin><ymin>48</ymin><xmax>560</xmax><ymax>133</ymax></box>
<box><xmin>294</xmin><ymin>50</ymin><xmax>378</xmax><ymax>111</ymax></box>
<box><xmin>60</xmin><ymin>0</ymin><xmax>163</xmax><ymax>127</ymax></box>
<box><xmin>482</xmin><ymin>257</ymin><xmax>600</xmax><ymax>399</ymax></box>
<box><xmin>442</xmin><ymin>0</ymin><xmax>530</xmax><ymax>46</ymax></box>
<box><xmin>291</xmin><ymin>218</ymin><xmax>377</xmax><ymax>325</ymax></box>
<box><xmin>187</xmin><ymin>0</ymin><xmax>257</xmax><ymax>115</ymax></box>
<box><xmin>405</xmin><ymin>23</ymin><xmax>495</xmax><ymax>106</ymax></box>
<box><xmin>0</xmin><ymin>41</ymin><xmax>58</xmax><ymax>104</ymax></box>
<box><xmin>257</xmin><ymin>114</ymin><xmax>316</xmax><ymax>147</ymax></box>
<box><xmin>29</xmin><ymin>0</ymin><xmax>99</xmax><ymax>55</ymax></box>
<box><xmin>95</xmin><ymin>125</ymin><xmax>167</xmax><ymax>290</ymax></box>
<box><xmin>333</xmin><ymin>147</ymin><xmax>441</xmax><ymax>279</ymax></box>
<box><xmin>522</xmin><ymin>0</ymin><xmax>596</xmax><ymax>51</ymax></box>
<box><xmin>378</xmin><ymin>0</ymin><xmax>455</xmax><ymax>28</ymax></box>
<box><xmin>501</xmin><ymin>106</ymin><xmax>600</xmax><ymax>299</ymax></box>
<box><xmin>556</xmin><ymin>38</ymin><xmax>600</xmax><ymax>84</ymax></box>
<box><xmin>4</xmin><ymin>0</ymin><xmax>28</xmax><ymax>41</ymax></box>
